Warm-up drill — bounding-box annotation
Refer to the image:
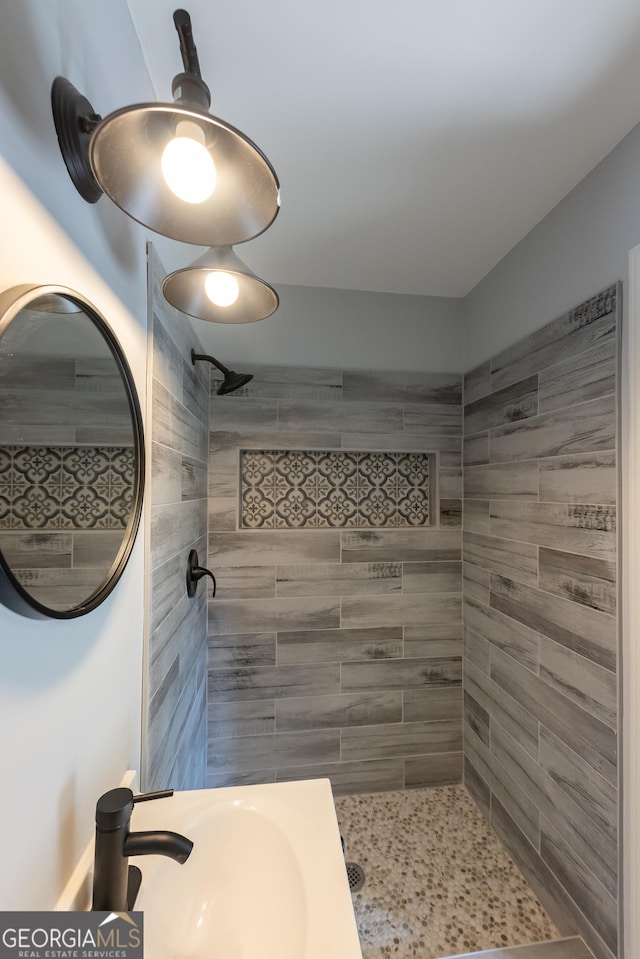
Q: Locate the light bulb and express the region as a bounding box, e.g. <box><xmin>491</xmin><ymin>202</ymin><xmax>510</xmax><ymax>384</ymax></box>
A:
<box><xmin>161</xmin><ymin>120</ymin><xmax>216</xmax><ymax>204</ymax></box>
<box><xmin>205</xmin><ymin>271</ymin><xmax>239</xmax><ymax>307</ymax></box>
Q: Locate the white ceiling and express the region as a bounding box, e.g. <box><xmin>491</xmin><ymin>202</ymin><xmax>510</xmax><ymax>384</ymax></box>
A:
<box><xmin>126</xmin><ymin>0</ymin><xmax>640</xmax><ymax>298</ymax></box>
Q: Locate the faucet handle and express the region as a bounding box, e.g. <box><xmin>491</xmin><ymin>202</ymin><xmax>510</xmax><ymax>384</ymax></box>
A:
<box><xmin>95</xmin><ymin>788</ymin><xmax>175</xmax><ymax>830</ymax></box>
<box><xmin>96</xmin><ymin>787</ymin><xmax>135</xmax><ymax>830</ymax></box>
<box><xmin>133</xmin><ymin>789</ymin><xmax>174</xmax><ymax>804</ymax></box>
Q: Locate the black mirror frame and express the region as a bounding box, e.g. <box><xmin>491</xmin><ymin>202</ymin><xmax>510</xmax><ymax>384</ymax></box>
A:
<box><xmin>0</xmin><ymin>283</ymin><xmax>145</xmax><ymax>619</ymax></box>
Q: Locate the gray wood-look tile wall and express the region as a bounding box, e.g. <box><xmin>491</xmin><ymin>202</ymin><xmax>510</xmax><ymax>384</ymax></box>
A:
<box><xmin>145</xmin><ymin>245</ymin><xmax>209</xmax><ymax>791</ymax></box>
<box><xmin>207</xmin><ymin>365</ymin><xmax>463</xmax><ymax>794</ymax></box>
<box><xmin>462</xmin><ymin>285</ymin><xmax>620</xmax><ymax>959</ymax></box>
<box><xmin>0</xmin><ymin>343</ymin><xmax>135</xmax><ymax>609</ymax></box>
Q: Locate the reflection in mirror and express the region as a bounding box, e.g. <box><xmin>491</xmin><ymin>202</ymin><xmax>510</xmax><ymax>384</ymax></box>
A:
<box><xmin>0</xmin><ymin>286</ymin><xmax>144</xmax><ymax>618</ymax></box>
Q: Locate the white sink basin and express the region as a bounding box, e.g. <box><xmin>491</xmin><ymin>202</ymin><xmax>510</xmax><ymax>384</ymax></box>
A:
<box><xmin>133</xmin><ymin>778</ymin><xmax>362</xmax><ymax>959</ymax></box>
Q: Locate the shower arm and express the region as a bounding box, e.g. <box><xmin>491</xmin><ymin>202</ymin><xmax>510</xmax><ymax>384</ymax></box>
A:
<box><xmin>190</xmin><ymin>350</ymin><xmax>230</xmax><ymax>375</ymax></box>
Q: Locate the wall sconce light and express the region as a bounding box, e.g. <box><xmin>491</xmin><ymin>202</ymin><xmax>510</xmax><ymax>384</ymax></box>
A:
<box><xmin>163</xmin><ymin>246</ymin><xmax>279</xmax><ymax>323</ymax></box>
<box><xmin>51</xmin><ymin>9</ymin><xmax>280</xmax><ymax>246</ymax></box>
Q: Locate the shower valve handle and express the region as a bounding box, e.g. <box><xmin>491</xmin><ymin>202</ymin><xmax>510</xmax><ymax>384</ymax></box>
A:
<box><xmin>186</xmin><ymin>549</ymin><xmax>216</xmax><ymax>599</ymax></box>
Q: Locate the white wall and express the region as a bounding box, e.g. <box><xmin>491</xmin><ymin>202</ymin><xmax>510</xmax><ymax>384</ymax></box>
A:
<box><xmin>193</xmin><ymin>283</ymin><xmax>465</xmax><ymax>373</ymax></box>
<box><xmin>0</xmin><ymin>160</ymin><xmax>147</xmax><ymax>912</ymax></box>
<box><xmin>0</xmin><ymin>1</ymin><xmax>152</xmax><ymax>909</ymax></box>
<box><xmin>463</xmin><ymin>120</ymin><xmax>640</xmax><ymax>367</ymax></box>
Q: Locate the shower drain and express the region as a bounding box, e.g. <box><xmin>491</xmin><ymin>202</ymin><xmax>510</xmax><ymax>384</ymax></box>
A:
<box><xmin>345</xmin><ymin>861</ymin><xmax>366</xmax><ymax>893</ymax></box>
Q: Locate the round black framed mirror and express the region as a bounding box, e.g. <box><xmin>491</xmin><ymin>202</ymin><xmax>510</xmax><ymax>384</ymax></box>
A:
<box><xmin>0</xmin><ymin>284</ymin><xmax>144</xmax><ymax>618</ymax></box>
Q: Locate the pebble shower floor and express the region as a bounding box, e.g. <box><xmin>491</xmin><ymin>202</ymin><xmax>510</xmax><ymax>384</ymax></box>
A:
<box><xmin>334</xmin><ymin>785</ymin><xmax>560</xmax><ymax>959</ymax></box>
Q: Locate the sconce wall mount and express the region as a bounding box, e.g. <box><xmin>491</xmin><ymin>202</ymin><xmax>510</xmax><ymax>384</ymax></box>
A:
<box><xmin>51</xmin><ymin>78</ymin><xmax>103</xmax><ymax>204</ymax></box>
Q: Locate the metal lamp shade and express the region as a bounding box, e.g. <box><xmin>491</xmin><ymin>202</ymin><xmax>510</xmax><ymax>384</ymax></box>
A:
<box><xmin>162</xmin><ymin>246</ymin><xmax>279</xmax><ymax>324</ymax></box>
<box><xmin>89</xmin><ymin>104</ymin><xmax>280</xmax><ymax>246</ymax></box>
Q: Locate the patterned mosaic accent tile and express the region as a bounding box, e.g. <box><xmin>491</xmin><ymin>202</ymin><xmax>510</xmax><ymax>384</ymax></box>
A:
<box><xmin>240</xmin><ymin>449</ymin><xmax>433</xmax><ymax>529</ymax></box>
<box><xmin>0</xmin><ymin>446</ymin><xmax>134</xmax><ymax>530</ymax></box>
<box><xmin>334</xmin><ymin>785</ymin><xmax>560</xmax><ymax>959</ymax></box>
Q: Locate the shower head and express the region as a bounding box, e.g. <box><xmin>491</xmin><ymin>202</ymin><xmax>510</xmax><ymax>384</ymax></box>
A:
<box><xmin>191</xmin><ymin>349</ymin><xmax>253</xmax><ymax>395</ymax></box>
<box><xmin>216</xmin><ymin>370</ymin><xmax>253</xmax><ymax>395</ymax></box>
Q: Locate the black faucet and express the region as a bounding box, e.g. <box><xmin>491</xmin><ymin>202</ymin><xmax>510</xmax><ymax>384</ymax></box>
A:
<box><xmin>92</xmin><ymin>787</ymin><xmax>194</xmax><ymax>911</ymax></box>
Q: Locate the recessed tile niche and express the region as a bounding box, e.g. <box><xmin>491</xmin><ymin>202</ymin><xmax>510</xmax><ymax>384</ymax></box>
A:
<box><xmin>0</xmin><ymin>445</ymin><xmax>134</xmax><ymax>529</ymax></box>
<box><xmin>0</xmin><ymin>444</ymin><xmax>135</xmax><ymax>609</ymax></box>
<box><xmin>240</xmin><ymin>449</ymin><xmax>436</xmax><ymax>529</ymax></box>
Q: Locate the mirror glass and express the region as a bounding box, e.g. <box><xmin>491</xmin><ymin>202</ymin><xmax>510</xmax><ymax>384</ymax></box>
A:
<box><xmin>0</xmin><ymin>285</ymin><xmax>144</xmax><ymax>618</ymax></box>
